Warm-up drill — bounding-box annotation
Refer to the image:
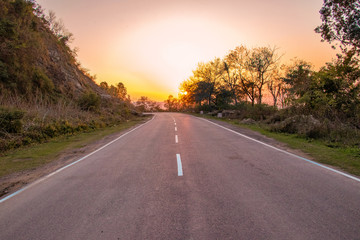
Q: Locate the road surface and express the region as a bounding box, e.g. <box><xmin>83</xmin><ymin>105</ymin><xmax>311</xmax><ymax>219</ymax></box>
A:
<box><xmin>1</xmin><ymin>113</ymin><xmax>359</xmax><ymax>239</ymax></box>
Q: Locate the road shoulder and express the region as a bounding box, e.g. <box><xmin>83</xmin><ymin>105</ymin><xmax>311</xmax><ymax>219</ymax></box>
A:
<box><xmin>0</xmin><ymin>117</ymin><xmax>152</xmax><ymax>198</ymax></box>
<box><xmin>195</xmin><ymin>116</ymin><xmax>313</xmax><ymax>159</ymax></box>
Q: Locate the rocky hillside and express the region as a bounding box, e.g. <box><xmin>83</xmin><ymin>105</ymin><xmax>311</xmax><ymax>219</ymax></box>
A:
<box><xmin>0</xmin><ymin>0</ymin><xmax>107</xmax><ymax>100</ymax></box>
<box><xmin>0</xmin><ymin>0</ymin><xmax>139</xmax><ymax>152</ymax></box>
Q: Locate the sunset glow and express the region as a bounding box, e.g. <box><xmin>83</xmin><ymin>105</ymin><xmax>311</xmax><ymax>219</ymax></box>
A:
<box><xmin>37</xmin><ymin>0</ymin><xmax>336</xmax><ymax>101</ymax></box>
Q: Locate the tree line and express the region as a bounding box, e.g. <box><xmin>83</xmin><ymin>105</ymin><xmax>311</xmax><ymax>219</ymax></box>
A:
<box><xmin>174</xmin><ymin>47</ymin><xmax>359</xmax><ymax>124</ymax></box>
<box><xmin>178</xmin><ymin>45</ymin><xmax>282</xmax><ymax>108</ymax></box>
<box><xmin>164</xmin><ymin>0</ymin><xmax>360</xmax><ymax>129</ymax></box>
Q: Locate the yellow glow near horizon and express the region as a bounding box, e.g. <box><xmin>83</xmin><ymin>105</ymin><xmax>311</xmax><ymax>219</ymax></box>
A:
<box><xmin>37</xmin><ymin>0</ymin><xmax>336</xmax><ymax>102</ymax></box>
<box><xmin>109</xmin><ymin>15</ymin><xmax>242</xmax><ymax>99</ymax></box>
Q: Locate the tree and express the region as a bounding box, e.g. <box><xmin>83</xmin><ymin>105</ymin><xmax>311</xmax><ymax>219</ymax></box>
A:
<box><xmin>222</xmin><ymin>58</ymin><xmax>241</xmax><ymax>105</ymax></box>
<box><xmin>136</xmin><ymin>96</ymin><xmax>160</xmax><ymax>112</ymax></box>
<box><xmin>45</xmin><ymin>10</ymin><xmax>73</xmax><ymax>44</ymax></box>
<box><xmin>226</xmin><ymin>46</ymin><xmax>257</xmax><ymax>106</ymax></box>
<box><xmin>267</xmin><ymin>67</ymin><xmax>284</xmax><ymax>107</ymax></box>
<box><xmin>192</xmin><ymin>58</ymin><xmax>223</xmax><ymax>106</ymax></box>
<box><xmin>99</xmin><ymin>82</ymin><xmax>129</xmax><ymax>101</ymax></box>
<box><xmin>147</xmin><ymin>100</ymin><xmax>161</xmax><ymax>112</ymax></box>
<box><xmin>315</xmin><ymin>0</ymin><xmax>360</xmax><ymax>54</ymax></box>
<box><xmin>194</xmin><ymin>81</ymin><xmax>214</xmax><ymax>105</ymax></box>
<box><xmin>164</xmin><ymin>95</ymin><xmax>179</xmax><ymax>112</ymax></box>
<box><xmin>315</xmin><ymin>52</ymin><xmax>360</xmax><ymax>122</ymax></box>
<box><xmin>108</xmin><ymin>85</ymin><xmax>118</xmax><ymax>97</ymax></box>
<box><xmin>136</xmin><ymin>96</ymin><xmax>149</xmax><ymax>112</ymax></box>
<box><xmin>99</xmin><ymin>81</ymin><xmax>109</xmax><ymax>90</ymax></box>
<box><xmin>281</xmin><ymin>54</ymin><xmax>360</xmax><ymax>123</ymax></box>
<box><xmin>214</xmin><ymin>86</ymin><xmax>233</xmax><ymax>108</ymax></box>
<box><xmin>279</xmin><ymin>85</ymin><xmax>289</xmax><ymax>109</ymax></box>
<box><xmin>240</xmin><ymin>71</ymin><xmax>258</xmax><ymax>106</ymax></box>
<box><xmin>283</xmin><ymin>59</ymin><xmax>314</xmax><ymax>101</ymax></box>
<box><xmin>179</xmin><ymin>77</ymin><xmax>197</xmax><ymax>106</ymax></box>
<box><xmin>247</xmin><ymin>46</ymin><xmax>280</xmax><ymax>104</ymax></box>
<box><xmin>116</xmin><ymin>82</ymin><xmax>127</xmax><ymax>101</ymax></box>
<box><xmin>225</xmin><ymin>45</ymin><xmax>281</xmax><ymax>106</ymax></box>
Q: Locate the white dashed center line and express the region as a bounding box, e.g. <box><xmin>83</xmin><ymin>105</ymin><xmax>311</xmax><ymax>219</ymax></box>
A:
<box><xmin>176</xmin><ymin>154</ymin><xmax>183</xmax><ymax>176</ymax></box>
<box><xmin>172</xmin><ymin>117</ymin><xmax>181</xmax><ymax>176</ymax></box>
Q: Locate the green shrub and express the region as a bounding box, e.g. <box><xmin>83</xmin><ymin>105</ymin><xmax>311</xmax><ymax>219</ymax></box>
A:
<box><xmin>43</xmin><ymin>124</ymin><xmax>57</xmax><ymax>138</ymax></box>
<box><xmin>0</xmin><ymin>61</ymin><xmax>9</xmax><ymax>82</ymax></box>
<box><xmin>32</xmin><ymin>67</ymin><xmax>54</xmax><ymax>93</ymax></box>
<box><xmin>0</xmin><ymin>107</ymin><xmax>25</xmax><ymax>133</ymax></box>
<box><xmin>196</xmin><ymin>104</ymin><xmax>215</xmax><ymax>112</ymax></box>
<box><xmin>0</xmin><ymin>19</ymin><xmax>16</xmax><ymax>39</ymax></box>
<box><xmin>59</xmin><ymin>120</ymin><xmax>74</xmax><ymax>135</ymax></box>
<box><xmin>269</xmin><ymin>115</ymin><xmax>322</xmax><ymax>136</ymax></box>
<box><xmin>250</xmin><ymin>104</ymin><xmax>277</xmax><ymax>121</ymax></box>
<box><xmin>78</xmin><ymin>92</ymin><xmax>100</xmax><ymax>111</ymax></box>
<box><xmin>230</xmin><ymin>103</ymin><xmax>277</xmax><ymax>121</ymax></box>
<box><xmin>25</xmin><ymin>129</ymin><xmax>44</xmax><ymax>143</ymax></box>
<box><xmin>75</xmin><ymin>123</ymin><xmax>89</xmax><ymax>132</ymax></box>
<box><xmin>0</xmin><ymin>139</ymin><xmax>7</xmax><ymax>152</ymax></box>
<box><xmin>22</xmin><ymin>136</ymin><xmax>32</xmax><ymax>145</ymax></box>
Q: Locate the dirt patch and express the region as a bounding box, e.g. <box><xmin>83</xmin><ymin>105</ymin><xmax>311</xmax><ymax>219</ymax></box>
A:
<box><xmin>0</xmin><ymin>124</ymin><xmax>143</xmax><ymax>198</ymax></box>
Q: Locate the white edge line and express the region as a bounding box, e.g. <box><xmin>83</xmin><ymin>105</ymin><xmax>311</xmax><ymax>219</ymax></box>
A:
<box><xmin>176</xmin><ymin>154</ymin><xmax>183</xmax><ymax>176</ymax></box>
<box><xmin>198</xmin><ymin>117</ymin><xmax>360</xmax><ymax>183</ymax></box>
<box><xmin>175</xmin><ymin>135</ymin><xmax>178</xmax><ymax>143</ymax></box>
<box><xmin>0</xmin><ymin>116</ymin><xmax>155</xmax><ymax>203</ymax></box>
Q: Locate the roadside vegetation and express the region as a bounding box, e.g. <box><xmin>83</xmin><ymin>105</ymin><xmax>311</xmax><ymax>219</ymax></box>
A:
<box><xmin>164</xmin><ymin>0</ymin><xmax>360</xmax><ymax>175</ymax></box>
<box><xmin>134</xmin><ymin>96</ymin><xmax>162</xmax><ymax>112</ymax></box>
<box><xmin>196</xmin><ymin>113</ymin><xmax>360</xmax><ymax>176</ymax></box>
<box><xmin>0</xmin><ymin>117</ymin><xmax>148</xmax><ymax>178</ymax></box>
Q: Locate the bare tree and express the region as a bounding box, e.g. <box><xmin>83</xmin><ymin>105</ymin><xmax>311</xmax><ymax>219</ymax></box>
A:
<box><xmin>247</xmin><ymin>46</ymin><xmax>281</xmax><ymax>104</ymax></box>
<box><xmin>227</xmin><ymin>46</ymin><xmax>258</xmax><ymax>106</ymax></box>
<box><xmin>279</xmin><ymin>86</ymin><xmax>289</xmax><ymax>109</ymax></box>
<box><xmin>46</xmin><ymin>10</ymin><xmax>73</xmax><ymax>44</ymax></box>
<box><xmin>267</xmin><ymin>67</ymin><xmax>283</xmax><ymax>107</ymax></box>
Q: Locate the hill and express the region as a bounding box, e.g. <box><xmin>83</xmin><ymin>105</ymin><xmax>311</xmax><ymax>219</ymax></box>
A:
<box><xmin>0</xmin><ymin>0</ymin><xmax>108</xmax><ymax>99</ymax></box>
<box><xmin>0</xmin><ymin>0</ymin><xmax>139</xmax><ymax>152</ymax></box>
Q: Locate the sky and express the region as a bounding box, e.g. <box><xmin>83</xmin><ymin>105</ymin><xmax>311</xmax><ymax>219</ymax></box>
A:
<box><xmin>37</xmin><ymin>0</ymin><xmax>335</xmax><ymax>101</ymax></box>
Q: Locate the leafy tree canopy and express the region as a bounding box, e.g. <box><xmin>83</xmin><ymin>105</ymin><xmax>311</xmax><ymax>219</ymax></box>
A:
<box><xmin>315</xmin><ymin>0</ymin><xmax>360</xmax><ymax>54</ymax></box>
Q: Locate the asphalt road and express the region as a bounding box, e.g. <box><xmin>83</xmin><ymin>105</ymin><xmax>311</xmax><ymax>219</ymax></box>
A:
<box><xmin>1</xmin><ymin>113</ymin><xmax>360</xmax><ymax>240</ymax></box>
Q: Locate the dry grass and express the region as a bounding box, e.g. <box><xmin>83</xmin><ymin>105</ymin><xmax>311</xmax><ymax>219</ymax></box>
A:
<box><xmin>0</xmin><ymin>92</ymin><xmax>137</xmax><ymax>153</ymax></box>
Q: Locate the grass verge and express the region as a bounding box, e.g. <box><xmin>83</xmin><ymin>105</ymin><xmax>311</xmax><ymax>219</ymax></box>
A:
<box><xmin>195</xmin><ymin>113</ymin><xmax>360</xmax><ymax>177</ymax></box>
<box><xmin>0</xmin><ymin>117</ymin><xmax>149</xmax><ymax>178</ymax></box>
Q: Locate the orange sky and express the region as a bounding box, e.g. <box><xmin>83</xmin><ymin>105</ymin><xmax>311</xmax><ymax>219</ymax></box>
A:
<box><xmin>37</xmin><ymin>0</ymin><xmax>335</xmax><ymax>101</ymax></box>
